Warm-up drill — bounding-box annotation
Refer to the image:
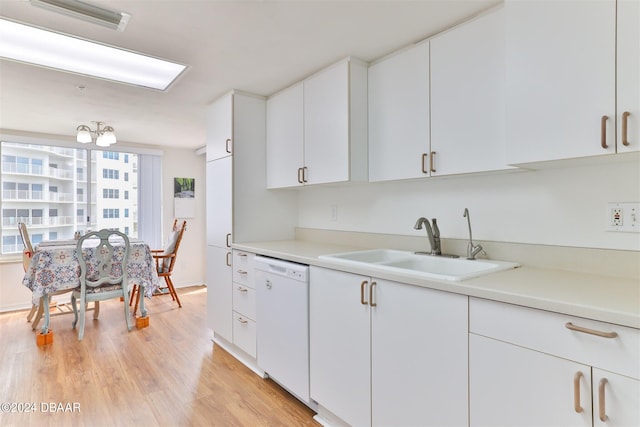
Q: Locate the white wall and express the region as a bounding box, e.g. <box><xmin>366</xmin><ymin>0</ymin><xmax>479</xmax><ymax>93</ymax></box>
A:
<box><xmin>160</xmin><ymin>147</ymin><xmax>207</xmax><ymax>288</ymax></box>
<box><xmin>298</xmin><ymin>159</ymin><xmax>640</xmax><ymax>251</ymax></box>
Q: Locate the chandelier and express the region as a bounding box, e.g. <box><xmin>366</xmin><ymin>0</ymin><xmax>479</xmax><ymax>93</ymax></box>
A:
<box><xmin>76</xmin><ymin>121</ymin><xmax>117</xmax><ymax>147</ymax></box>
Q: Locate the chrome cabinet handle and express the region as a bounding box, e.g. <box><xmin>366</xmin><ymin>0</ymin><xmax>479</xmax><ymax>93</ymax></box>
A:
<box><xmin>421</xmin><ymin>153</ymin><xmax>428</xmax><ymax>174</ymax></box>
<box><xmin>598</xmin><ymin>378</ymin><xmax>608</xmax><ymax>422</ymax></box>
<box><xmin>369</xmin><ymin>281</ymin><xmax>377</xmax><ymax>307</ymax></box>
<box><xmin>360</xmin><ymin>280</ymin><xmax>368</xmax><ymax>305</ymax></box>
<box><xmin>573</xmin><ymin>372</ymin><xmax>584</xmax><ymax>413</ymax></box>
<box><xmin>565</xmin><ymin>322</ymin><xmax>618</xmax><ymax>339</ymax></box>
<box><xmin>601</xmin><ymin>116</ymin><xmax>609</xmax><ymax>149</ymax></box>
<box><xmin>622</xmin><ymin>111</ymin><xmax>630</xmax><ymax>146</ymax></box>
<box><xmin>225</xmin><ymin>251</ymin><xmax>231</xmax><ymax>267</ymax></box>
<box><xmin>225</xmin><ymin>138</ymin><xmax>232</xmax><ymax>153</ymax></box>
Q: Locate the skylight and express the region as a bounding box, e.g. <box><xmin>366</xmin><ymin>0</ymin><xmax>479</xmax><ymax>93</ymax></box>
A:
<box><xmin>0</xmin><ymin>18</ymin><xmax>188</xmax><ymax>91</ymax></box>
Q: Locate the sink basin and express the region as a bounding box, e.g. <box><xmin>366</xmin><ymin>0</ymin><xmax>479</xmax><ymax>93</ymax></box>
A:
<box><xmin>319</xmin><ymin>249</ymin><xmax>519</xmax><ymax>281</ymax></box>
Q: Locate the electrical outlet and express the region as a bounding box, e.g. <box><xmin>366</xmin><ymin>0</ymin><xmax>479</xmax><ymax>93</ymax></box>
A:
<box><xmin>611</xmin><ymin>208</ymin><xmax>623</xmax><ymax>226</ymax></box>
<box><xmin>330</xmin><ymin>205</ymin><xmax>338</xmax><ymax>221</ymax></box>
<box><xmin>606</xmin><ymin>202</ymin><xmax>640</xmax><ymax>232</ymax></box>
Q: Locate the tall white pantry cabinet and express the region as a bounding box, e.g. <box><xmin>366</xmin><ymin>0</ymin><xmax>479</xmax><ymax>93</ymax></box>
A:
<box><xmin>205</xmin><ymin>91</ymin><xmax>296</xmax><ymax>358</ymax></box>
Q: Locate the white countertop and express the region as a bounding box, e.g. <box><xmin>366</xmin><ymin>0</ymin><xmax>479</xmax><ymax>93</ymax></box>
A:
<box><xmin>233</xmin><ymin>240</ymin><xmax>640</xmax><ymax>329</ymax></box>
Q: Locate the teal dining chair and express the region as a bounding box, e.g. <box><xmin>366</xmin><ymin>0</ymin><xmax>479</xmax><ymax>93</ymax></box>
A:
<box><xmin>72</xmin><ymin>229</ymin><xmax>132</xmax><ymax>341</ymax></box>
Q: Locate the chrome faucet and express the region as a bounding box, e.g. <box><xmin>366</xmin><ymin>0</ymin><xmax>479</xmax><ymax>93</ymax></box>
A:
<box><xmin>463</xmin><ymin>208</ymin><xmax>485</xmax><ymax>260</ymax></box>
<box><xmin>414</xmin><ymin>217</ymin><xmax>441</xmax><ymax>255</ymax></box>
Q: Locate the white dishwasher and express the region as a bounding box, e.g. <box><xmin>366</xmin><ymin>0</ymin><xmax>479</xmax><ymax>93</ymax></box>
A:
<box><xmin>254</xmin><ymin>256</ymin><xmax>310</xmax><ymax>405</ymax></box>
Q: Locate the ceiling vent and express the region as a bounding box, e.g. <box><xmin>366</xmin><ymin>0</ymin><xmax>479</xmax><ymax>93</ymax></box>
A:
<box><xmin>30</xmin><ymin>0</ymin><xmax>130</xmax><ymax>31</ymax></box>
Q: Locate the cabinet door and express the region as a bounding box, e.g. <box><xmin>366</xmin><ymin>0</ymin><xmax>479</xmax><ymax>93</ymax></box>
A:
<box><xmin>368</xmin><ymin>42</ymin><xmax>430</xmax><ymax>181</ymax></box>
<box><xmin>372</xmin><ymin>280</ymin><xmax>468</xmax><ymax>427</ymax></box>
<box><xmin>304</xmin><ymin>60</ymin><xmax>350</xmax><ymax>185</ymax></box>
<box><xmin>469</xmin><ymin>334</ymin><xmax>592</xmax><ymax>427</ymax></box>
<box><xmin>205</xmin><ymin>157</ymin><xmax>232</xmax><ymax>248</ymax></box>
<box><xmin>266</xmin><ymin>83</ymin><xmax>304</xmax><ymax>188</ymax></box>
<box><xmin>592</xmin><ymin>369</ymin><xmax>640</xmax><ymax>427</ymax></box>
<box><xmin>206</xmin><ymin>245</ymin><xmax>232</xmax><ymax>342</ymax></box>
<box><xmin>309</xmin><ymin>267</ymin><xmax>371</xmax><ymax>427</ymax></box>
<box><xmin>431</xmin><ymin>7</ymin><xmax>509</xmax><ymax>175</ymax></box>
<box><xmin>505</xmin><ymin>0</ymin><xmax>616</xmax><ymax>164</ymax></box>
<box><xmin>206</xmin><ymin>92</ymin><xmax>233</xmax><ymax>161</ymax></box>
<box><xmin>617</xmin><ymin>0</ymin><xmax>639</xmax><ymax>153</ymax></box>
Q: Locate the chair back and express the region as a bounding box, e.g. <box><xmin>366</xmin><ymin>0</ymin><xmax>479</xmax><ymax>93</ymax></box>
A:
<box><xmin>18</xmin><ymin>222</ymin><xmax>33</xmax><ymax>272</ymax></box>
<box><xmin>161</xmin><ymin>220</ymin><xmax>186</xmax><ymax>273</ymax></box>
<box><xmin>77</xmin><ymin>229</ymin><xmax>130</xmax><ymax>291</ymax></box>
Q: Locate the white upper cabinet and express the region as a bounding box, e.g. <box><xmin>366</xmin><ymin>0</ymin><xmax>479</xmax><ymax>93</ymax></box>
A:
<box><xmin>617</xmin><ymin>0</ymin><xmax>639</xmax><ymax>154</ymax></box>
<box><xmin>430</xmin><ymin>7</ymin><xmax>510</xmax><ymax>175</ymax></box>
<box><xmin>368</xmin><ymin>41</ymin><xmax>430</xmax><ymax>182</ymax></box>
<box><xmin>206</xmin><ymin>92</ymin><xmax>233</xmax><ymax>161</ymax></box>
<box><xmin>265</xmin><ymin>58</ymin><xmax>368</xmax><ymax>188</ymax></box>
<box><xmin>505</xmin><ymin>0</ymin><xmax>618</xmax><ymax>164</ymax></box>
<box><xmin>265</xmin><ymin>83</ymin><xmax>304</xmax><ymax>189</ymax></box>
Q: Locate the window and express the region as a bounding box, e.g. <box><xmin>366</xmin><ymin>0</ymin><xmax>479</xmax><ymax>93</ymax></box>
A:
<box><xmin>102</xmin><ymin>169</ymin><xmax>119</xmax><ymax>179</ymax></box>
<box><xmin>102</xmin><ymin>188</ymin><xmax>119</xmax><ymax>199</ymax></box>
<box><xmin>103</xmin><ymin>151</ymin><xmax>120</xmax><ymax>160</ymax></box>
<box><xmin>31</xmin><ymin>233</ymin><xmax>43</xmax><ymax>244</ymax></box>
<box><xmin>1</xmin><ymin>140</ymin><xmax>157</xmax><ymax>255</ymax></box>
<box><xmin>103</xmin><ymin>208</ymin><xmax>120</xmax><ymax>219</ymax></box>
<box><xmin>124</xmin><ymin>172</ymin><xmax>129</xmax><ymax>182</ymax></box>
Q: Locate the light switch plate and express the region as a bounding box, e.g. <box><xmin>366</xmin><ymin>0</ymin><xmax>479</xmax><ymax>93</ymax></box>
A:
<box><xmin>606</xmin><ymin>202</ymin><xmax>640</xmax><ymax>232</ymax></box>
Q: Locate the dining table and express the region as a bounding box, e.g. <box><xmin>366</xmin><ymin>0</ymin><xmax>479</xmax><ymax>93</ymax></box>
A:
<box><xmin>22</xmin><ymin>238</ymin><xmax>160</xmax><ymax>334</ymax></box>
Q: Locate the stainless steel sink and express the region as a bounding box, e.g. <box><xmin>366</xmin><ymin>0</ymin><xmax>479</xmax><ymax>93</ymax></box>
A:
<box><xmin>319</xmin><ymin>249</ymin><xmax>519</xmax><ymax>281</ymax></box>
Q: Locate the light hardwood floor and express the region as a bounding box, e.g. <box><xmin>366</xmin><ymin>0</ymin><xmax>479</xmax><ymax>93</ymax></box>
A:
<box><xmin>0</xmin><ymin>286</ymin><xmax>319</xmax><ymax>426</ymax></box>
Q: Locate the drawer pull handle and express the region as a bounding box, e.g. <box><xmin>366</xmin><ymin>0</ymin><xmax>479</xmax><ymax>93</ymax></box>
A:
<box><xmin>237</xmin><ymin>287</ymin><xmax>248</xmax><ymax>293</ymax></box>
<box><xmin>573</xmin><ymin>372</ymin><xmax>584</xmax><ymax>413</ymax></box>
<box><xmin>598</xmin><ymin>378</ymin><xmax>608</xmax><ymax>422</ymax></box>
<box><xmin>236</xmin><ymin>270</ymin><xmax>247</xmax><ymax>275</ymax></box>
<box><xmin>369</xmin><ymin>281</ymin><xmax>377</xmax><ymax>307</ymax></box>
<box><xmin>237</xmin><ymin>317</ymin><xmax>248</xmax><ymax>324</ymax></box>
<box><xmin>237</xmin><ymin>252</ymin><xmax>247</xmax><ymax>257</ymax></box>
<box><xmin>565</xmin><ymin>322</ymin><xmax>618</xmax><ymax>338</ymax></box>
<box><xmin>421</xmin><ymin>153</ymin><xmax>428</xmax><ymax>174</ymax></box>
<box><xmin>360</xmin><ymin>280</ymin><xmax>368</xmax><ymax>305</ymax></box>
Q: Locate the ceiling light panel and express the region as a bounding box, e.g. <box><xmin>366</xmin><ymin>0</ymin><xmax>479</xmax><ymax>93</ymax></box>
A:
<box><xmin>0</xmin><ymin>18</ymin><xmax>188</xmax><ymax>91</ymax></box>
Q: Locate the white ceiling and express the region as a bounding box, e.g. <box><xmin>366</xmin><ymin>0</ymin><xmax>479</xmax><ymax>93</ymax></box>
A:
<box><xmin>0</xmin><ymin>0</ymin><xmax>499</xmax><ymax>150</ymax></box>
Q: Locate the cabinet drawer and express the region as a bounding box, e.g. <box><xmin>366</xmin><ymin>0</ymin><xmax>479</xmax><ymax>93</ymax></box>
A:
<box><xmin>232</xmin><ymin>250</ymin><xmax>254</xmax><ymax>287</ymax></box>
<box><xmin>232</xmin><ymin>284</ymin><xmax>256</xmax><ymax>320</ymax></box>
<box><xmin>470</xmin><ymin>298</ymin><xmax>640</xmax><ymax>379</ymax></box>
<box><xmin>233</xmin><ymin>312</ymin><xmax>256</xmax><ymax>357</ymax></box>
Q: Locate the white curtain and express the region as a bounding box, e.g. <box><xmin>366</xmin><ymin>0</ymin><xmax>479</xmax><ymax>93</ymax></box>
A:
<box><xmin>137</xmin><ymin>154</ymin><xmax>162</xmax><ymax>249</ymax></box>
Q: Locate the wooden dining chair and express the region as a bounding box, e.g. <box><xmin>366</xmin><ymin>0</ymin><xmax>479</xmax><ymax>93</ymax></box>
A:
<box><xmin>130</xmin><ymin>220</ymin><xmax>186</xmax><ymax>313</ymax></box>
<box><xmin>18</xmin><ymin>222</ymin><xmax>39</xmax><ymax>322</ymax></box>
<box><xmin>72</xmin><ymin>229</ymin><xmax>132</xmax><ymax>341</ymax></box>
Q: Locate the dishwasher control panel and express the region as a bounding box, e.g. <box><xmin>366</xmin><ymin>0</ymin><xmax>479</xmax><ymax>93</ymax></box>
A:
<box><xmin>254</xmin><ymin>256</ymin><xmax>309</xmax><ymax>282</ymax></box>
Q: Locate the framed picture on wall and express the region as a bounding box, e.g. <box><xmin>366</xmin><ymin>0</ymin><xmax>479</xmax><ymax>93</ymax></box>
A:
<box><xmin>174</xmin><ymin>177</ymin><xmax>195</xmax><ymax>218</ymax></box>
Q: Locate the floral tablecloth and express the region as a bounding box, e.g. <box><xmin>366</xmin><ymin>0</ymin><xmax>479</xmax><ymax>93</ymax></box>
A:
<box><xmin>23</xmin><ymin>240</ymin><xmax>160</xmax><ymax>306</ymax></box>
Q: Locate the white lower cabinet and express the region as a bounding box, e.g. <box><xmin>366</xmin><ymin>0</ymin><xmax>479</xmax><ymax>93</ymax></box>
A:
<box><xmin>231</xmin><ymin>250</ymin><xmax>256</xmax><ymax>357</ymax></box>
<box><xmin>469</xmin><ymin>298</ymin><xmax>640</xmax><ymax>427</ymax></box>
<box><xmin>206</xmin><ymin>245</ymin><xmax>232</xmax><ymax>342</ymax></box>
<box><xmin>309</xmin><ymin>266</ymin><xmax>468</xmax><ymax>427</ymax></box>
